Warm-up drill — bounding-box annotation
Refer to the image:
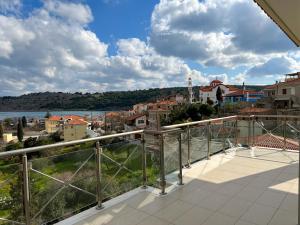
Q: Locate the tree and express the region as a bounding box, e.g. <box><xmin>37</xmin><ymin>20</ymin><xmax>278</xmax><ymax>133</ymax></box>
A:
<box><xmin>3</xmin><ymin>118</ymin><xmax>13</xmax><ymax>128</ymax></box>
<box><xmin>17</xmin><ymin>119</ymin><xmax>24</xmax><ymax>142</ymax></box>
<box><xmin>216</xmin><ymin>86</ymin><xmax>223</xmax><ymax>104</ymax></box>
<box><xmin>45</xmin><ymin>111</ymin><xmax>52</xmax><ymax>118</ymax></box>
<box><xmin>22</xmin><ymin>116</ymin><xmax>27</xmax><ymax>128</ymax></box>
<box><xmin>0</xmin><ymin>123</ymin><xmax>3</xmax><ymax>139</ymax></box>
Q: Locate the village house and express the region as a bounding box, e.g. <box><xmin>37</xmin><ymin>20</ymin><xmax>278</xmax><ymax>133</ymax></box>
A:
<box><xmin>263</xmin><ymin>72</ymin><xmax>300</xmax><ymax>110</ymax></box>
<box><xmin>199</xmin><ymin>80</ymin><xmax>239</xmax><ymax>105</ymax></box>
<box><xmin>45</xmin><ymin>115</ymin><xmax>88</xmax><ymax>141</ymax></box>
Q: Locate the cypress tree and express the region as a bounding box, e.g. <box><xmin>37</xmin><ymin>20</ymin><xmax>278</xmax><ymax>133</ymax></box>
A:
<box><xmin>0</xmin><ymin>123</ymin><xmax>3</xmax><ymax>139</ymax></box>
<box><xmin>22</xmin><ymin>116</ymin><xmax>27</xmax><ymax>128</ymax></box>
<box><xmin>17</xmin><ymin>119</ymin><xmax>24</xmax><ymax>142</ymax></box>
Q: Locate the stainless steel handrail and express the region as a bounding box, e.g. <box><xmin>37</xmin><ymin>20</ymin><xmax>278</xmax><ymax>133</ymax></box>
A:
<box><xmin>162</xmin><ymin>115</ymin><xmax>238</xmax><ymax>130</ymax></box>
<box><xmin>0</xmin><ymin>130</ymin><xmax>144</xmax><ymax>158</ymax></box>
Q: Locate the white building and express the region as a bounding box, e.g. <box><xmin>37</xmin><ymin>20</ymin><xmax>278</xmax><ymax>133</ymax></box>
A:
<box><xmin>199</xmin><ymin>80</ymin><xmax>239</xmax><ymax>105</ymax></box>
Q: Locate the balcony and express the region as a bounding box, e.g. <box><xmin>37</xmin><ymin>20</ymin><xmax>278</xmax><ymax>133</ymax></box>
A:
<box><xmin>0</xmin><ymin>115</ymin><xmax>299</xmax><ymax>225</ymax></box>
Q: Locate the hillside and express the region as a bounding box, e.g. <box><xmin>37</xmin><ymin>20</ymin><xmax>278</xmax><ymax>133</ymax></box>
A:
<box><xmin>0</xmin><ymin>85</ymin><xmax>266</xmax><ymax>111</ymax></box>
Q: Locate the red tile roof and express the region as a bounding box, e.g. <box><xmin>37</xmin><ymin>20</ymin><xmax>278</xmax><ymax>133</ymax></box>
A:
<box><xmin>253</xmin><ymin>134</ymin><xmax>299</xmax><ymax>151</ymax></box>
<box><xmin>48</xmin><ymin>115</ymin><xmax>84</xmax><ymax>121</ymax></box>
<box><xmin>126</xmin><ymin>113</ymin><xmax>146</xmax><ymax>121</ymax></box>
<box><xmin>239</xmin><ymin>107</ymin><xmax>273</xmax><ymax>114</ymax></box>
<box><xmin>65</xmin><ymin>119</ymin><xmax>88</xmax><ymax>125</ymax></box>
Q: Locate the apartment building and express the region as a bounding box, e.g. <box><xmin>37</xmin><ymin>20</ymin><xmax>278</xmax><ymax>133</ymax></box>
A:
<box><xmin>263</xmin><ymin>72</ymin><xmax>300</xmax><ymax>109</ymax></box>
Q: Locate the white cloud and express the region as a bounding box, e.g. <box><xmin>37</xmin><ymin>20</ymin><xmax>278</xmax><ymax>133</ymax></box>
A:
<box><xmin>150</xmin><ymin>0</ymin><xmax>298</xmax><ymax>69</ymax></box>
<box><xmin>0</xmin><ymin>0</ymin><xmax>21</xmax><ymax>14</ymax></box>
<box><xmin>0</xmin><ymin>2</ymin><xmax>207</xmax><ymax>96</ymax></box>
<box><xmin>44</xmin><ymin>0</ymin><xmax>93</xmax><ymax>25</ymax></box>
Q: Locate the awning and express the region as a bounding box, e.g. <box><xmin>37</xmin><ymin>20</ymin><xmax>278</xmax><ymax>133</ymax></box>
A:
<box><xmin>254</xmin><ymin>0</ymin><xmax>300</xmax><ymax>47</ymax></box>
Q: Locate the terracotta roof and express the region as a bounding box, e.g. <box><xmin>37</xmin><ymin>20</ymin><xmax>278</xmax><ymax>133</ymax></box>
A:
<box><xmin>264</xmin><ymin>77</ymin><xmax>300</xmax><ymax>90</ymax></box>
<box><xmin>239</xmin><ymin>107</ymin><xmax>273</xmax><ymax>114</ymax></box>
<box><xmin>48</xmin><ymin>115</ymin><xmax>63</xmax><ymax>121</ymax></box>
<box><xmin>65</xmin><ymin>119</ymin><xmax>88</xmax><ymax>125</ymax></box>
<box><xmin>254</xmin><ymin>134</ymin><xmax>299</xmax><ymax>151</ymax></box>
<box><xmin>200</xmin><ymin>86</ymin><xmax>213</xmax><ymax>92</ymax></box>
<box><xmin>48</xmin><ymin>115</ymin><xmax>84</xmax><ymax>121</ymax></box>
<box><xmin>210</xmin><ymin>80</ymin><xmax>223</xmax><ymax>84</ymax></box>
<box><xmin>126</xmin><ymin>113</ymin><xmax>146</xmax><ymax>121</ymax></box>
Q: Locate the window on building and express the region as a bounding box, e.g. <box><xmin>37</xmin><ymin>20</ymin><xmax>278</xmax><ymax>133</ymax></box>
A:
<box><xmin>282</xmin><ymin>89</ymin><xmax>287</xmax><ymax>95</ymax></box>
<box><xmin>137</xmin><ymin>120</ymin><xmax>144</xmax><ymax>124</ymax></box>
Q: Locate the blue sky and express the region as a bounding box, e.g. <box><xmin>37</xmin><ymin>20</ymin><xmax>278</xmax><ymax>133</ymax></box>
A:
<box><xmin>0</xmin><ymin>0</ymin><xmax>299</xmax><ymax>96</ymax></box>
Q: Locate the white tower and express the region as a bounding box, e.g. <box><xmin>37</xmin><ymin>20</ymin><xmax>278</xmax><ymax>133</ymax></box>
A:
<box><xmin>188</xmin><ymin>76</ymin><xmax>194</xmax><ymax>104</ymax></box>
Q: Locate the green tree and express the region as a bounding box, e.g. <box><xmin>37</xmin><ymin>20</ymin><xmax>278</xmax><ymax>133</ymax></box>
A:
<box><xmin>5</xmin><ymin>142</ymin><xmax>23</xmax><ymax>151</ymax></box>
<box><xmin>45</xmin><ymin>111</ymin><xmax>51</xmax><ymax>118</ymax></box>
<box><xmin>3</xmin><ymin>118</ymin><xmax>13</xmax><ymax>128</ymax></box>
<box><xmin>17</xmin><ymin>119</ymin><xmax>24</xmax><ymax>142</ymax></box>
<box><xmin>21</xmin><ymin>116</ymin><xmax>27</xmax><ymax>128</ymax></box>
<box><xmin>0</xmin><ymin>123</ymin><xmax>3</xmax><ymax>139</ymax></box>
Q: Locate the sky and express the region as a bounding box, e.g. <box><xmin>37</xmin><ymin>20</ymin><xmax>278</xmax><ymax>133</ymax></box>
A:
<box><xmin>0</xmin><ymin>0</ymin><xmax>299</xmax><ymax>96</ymax></box>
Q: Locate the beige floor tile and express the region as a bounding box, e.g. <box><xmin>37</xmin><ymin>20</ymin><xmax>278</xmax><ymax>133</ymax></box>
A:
<box><xmin>178</xmin><ymin>188</ymin><xmax>212</xmax><ymax>205</ymax></box>
<box><xmin>154</xmin><ymin>200</ymin><xmax>193</xmax><ymax>222</ymax></box>
<box><xmin>173</xmin><ymin>206</ymin><xmax>214</xmax><ymax>225</ymax></box>
<box><xmin>201</xmin><ymin>212</ymin><xmax>237</xmax><ymax>225</ymax></box>
<box><xmin>240</xmin><ymin>203</ymin><xmax>277</xmax><ymax>225</ymax></box>
<box><xmin>106</xmin><ymin>208</ymin><xmax>149</xmax><ymax>225</ymax></box>
<box><xmin>137</xmin><ymin>215</ymin><xmax>171</xmax><ymax>225</ymax></box>
<box><xmin>255</xmin><ymin>190</ymin><xmax>286</xmax><ymax>208</ymax></box>
<box><xmin>234</xmin><ymin>220</ymin><xmax>256</xmax><ymax>225</ymax></box>
<box><xmin>236</xmin><ymin>186</ymin><xmax>266</xmax><ymax>202</ymax></box>
<box><xmin>279</xmin><ymin>193</ymin><xmax>298</xmax><ymax>214</ymax></box>
<box><xmin>268</xmin><ymin>209</ymin><xmax>298</xmax><ymax>225</ymax></box>
<box><xmin>218</xmin><ymin>197</ymin><xmax>253</xmax><ymax>218</ymax></box>
<box><xmin>128</xmin><ymin>193</ymin><xmax>177</xmax><ymax>215</ymax></box>
<box><xmin>196</xmin><ymin>192</ymin><xmax>232</xmax><ymax>211</ymax></box>
<box><xmin>216</xmin><ymin>182</ymin><xmax>244</xmax><ymax>196</ymax></box>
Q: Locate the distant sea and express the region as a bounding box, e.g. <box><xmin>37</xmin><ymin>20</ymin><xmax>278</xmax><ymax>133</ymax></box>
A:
<box><xmin>0</xmin><ymin>111</ymin><xmax>105</xmax><ymax>120</ymax></box>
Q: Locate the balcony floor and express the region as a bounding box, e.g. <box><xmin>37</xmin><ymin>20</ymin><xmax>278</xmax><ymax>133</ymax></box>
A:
<box><xmin>59</xmin><ymin>147</ymin><xmax>299</xmax><ymax>225</ymax></box>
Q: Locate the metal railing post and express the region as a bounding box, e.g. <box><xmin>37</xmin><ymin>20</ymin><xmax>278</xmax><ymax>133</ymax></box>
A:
<box><xmin>252</xmin><ymin>116</ymin><xmax>255</xmax><ymax>147</ymax></box>
<box><xmin>95</xmin><ymin>141</ymin><xmax>104</xmax><ymax>210</ymax></box>
<box><xmin>207</xmin><ymin>122</ymin><xmax>211</xmax><ymax>160</ymax></box>
<box><xmin>141</xmin><ymin>133</ymin><xmax>147</xmax><ymax>188</ymax></box>
<box><xmin>22</xmin><ymin>154</ymin><xmax>31</xmax><ymax>225</ymax></box>
<box><xmin>283</xmin><ymin>117</ymin><xmax>287</xmax><ymax>151</ymax></box>
<box><xmin>159</xmin><ymin>133</ymin><xmax>166</xmax><ymax>195</ymax></box>
<box><xmin>186</xmin><ymin>126</ymin><xmax>191</xmax><ymax>168</ymax></box>
<box><xmin>222</xmin><ymin>120</ymin><xmax>226</xmax><ymax>152</ymax></box>
<box><xmin>178</xmin><ymin>132</ymin><xmax>183</xmax><ymax>185</ymax></box>
<box><xmin>248</xmin><ymin>117</ymin><xmax>251</xmax><ymax>148</ymax></box>
<box><xmin>235</xmin><ymin>119</ymin><xmax>238</xmax><ymax>146</ymax></box>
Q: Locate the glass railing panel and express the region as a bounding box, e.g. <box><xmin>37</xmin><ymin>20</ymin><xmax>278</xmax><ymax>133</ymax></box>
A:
<box><xmin>29</xmin><ymin>146</ymin><xmax>96</xmax><ymax>224</ymax></box>
<box><xmin>180</xmin><ymin>128</ymin><xmax>189</xmax><ymax>166</ymax></box>
<box><xmin>163</xmin><ymin>132</ymin><xmax>179</xmax><ymax>175</ymax></box>
<box><xmin>237</xmin><ymin>119</ymin><xmax>250</xmax><ymax>146</ymax></box>
<box><xmin>144</xmin><ymin>133</ymin><xmax>160</xmax><ymax>188</ymax></box>
<box><xmin>101</xmin><ymin>139</ymin><xmax>143</xmax><ymax>201</ymax></box>
<box><xmin>210</xmin><ymin>122</ymin><xmax>224</xmax><ymax>155</ymax></box>
<box><xmin>253</xmin><ymin>118</ymin><xmax>285</xmax><ymax>149</ymax></box>
<box><xmin>223</xmin><ymin>120</ymin><xmax>237</xmax><ymax>149</ymax></box>
<box><xmin>190</xmin><ymin>125</ymin><xmax>208</xmax><ymax>163</ymax></box>
<box><xmin>0</xmin><ymin>162</ymin><xmax>24</xmax><ymax>225</ymax></box>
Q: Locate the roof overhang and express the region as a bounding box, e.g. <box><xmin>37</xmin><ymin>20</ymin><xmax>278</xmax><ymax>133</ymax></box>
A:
<box><xmin>254</xmin><ymin>0</ymin><xmax>300</xmax><ymax>47</ymax></box>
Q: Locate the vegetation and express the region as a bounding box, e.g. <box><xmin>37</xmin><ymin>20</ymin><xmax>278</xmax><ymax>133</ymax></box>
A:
<box><xmin>21</xmin><ymin>116</ymin><xmax>27</xmax><ymax>128</ymax></box>
<box><xmin>17</xmin><ymin>119</ymin><xmax>24</xmax><ymax>142</ymax></box>
<box><xmin>0</xmin><ymin>85</ymin><xmax>265</xmax><ymax>111</ymax></box>
<box><xmin>0</xmin><ymin>123</ymin><xmax>3</xmax><ymax>139</ymax></box>
<box><xmin>161</xmin><ymin>103</ymin><xmax>215</xmax><ymax>125</ymax></box>
<box><xmin>0</xmin><ymin>140</ymin><xmax>160</xmax><ymax>224</ymax></box>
